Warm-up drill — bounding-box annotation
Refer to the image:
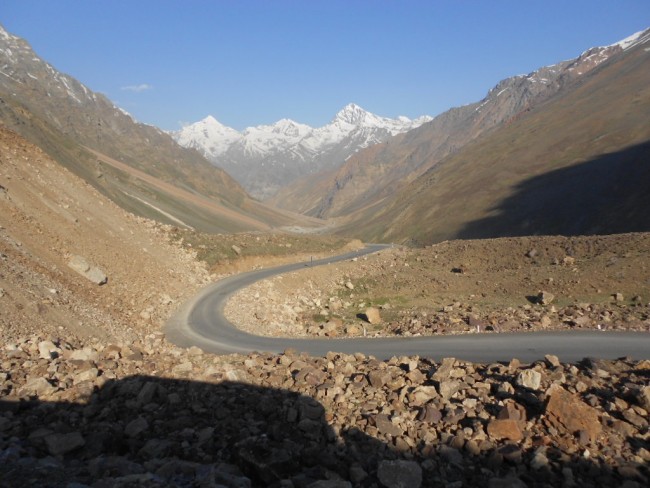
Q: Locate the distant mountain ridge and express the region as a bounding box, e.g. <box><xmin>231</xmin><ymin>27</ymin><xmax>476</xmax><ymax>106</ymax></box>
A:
<box><xmin>172</xmin><ymin>103</ymin><xmax>432</xmax><ymax>199</ymax></box>
<box><xmin>0</xmin><ymin>23</ymin><xmax>304</xmax><ymax>232</ymax></box>
<box><xmin>269</xmin><ymin>28</ymin><xmax>650</xmax><ymax>219</ymax></box>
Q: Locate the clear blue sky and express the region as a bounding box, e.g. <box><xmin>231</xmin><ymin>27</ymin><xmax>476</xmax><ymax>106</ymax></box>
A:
<box><xmin>3</xmin><ymin>1</ymin><xmax>648</xmax><ymax>131</ymax></box>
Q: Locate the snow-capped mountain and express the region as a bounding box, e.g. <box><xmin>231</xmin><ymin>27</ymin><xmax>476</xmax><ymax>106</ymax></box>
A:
<box><xmin>172</xmin><ymin>103</ymin><xmax>432</xmax><ymax>199</ymax></box>
<box><xmin>173</xmin><ymin>115</ymin><xmax>242</xmax><ymax>157</ymax></box>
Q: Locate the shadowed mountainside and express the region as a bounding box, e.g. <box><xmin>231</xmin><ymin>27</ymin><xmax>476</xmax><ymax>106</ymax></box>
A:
<box><xmin>457</xmin><ymin>141</ymin><xmax>650</xmax><ymax>240</ymax></box>
<box><xmin>333</xmin><ymin>33</ymin><xmax>650</xmax><ymax>245</ymax></box>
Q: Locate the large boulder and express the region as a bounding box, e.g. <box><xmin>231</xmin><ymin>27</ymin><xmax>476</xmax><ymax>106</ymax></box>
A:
<box><xmin>68</xmin><ymin>255</ymin><xmax>108</xmax><ymax>285</ymax></box>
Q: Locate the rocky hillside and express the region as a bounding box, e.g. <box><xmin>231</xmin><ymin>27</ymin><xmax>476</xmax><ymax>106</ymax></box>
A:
<box><xmin>271</xmin><ymin>29</ymin><xmax>649</xmax><ymax>221</ymax></box>
<box><xmin>173</xmin><ymin>104</ymin><xmax>431</xmax><ymax>200</ymax></box>
<box><xmin>0</xmin><ymin>24</ymin><xmax>304</xmax><ymax>233</ymax></box>
<box><xmin>334</xmin><ymin>29</ymin><xmax>650</xmax><ymax>244</ymax></box>
<box><xmin>0</xmin><ymin>126</ymin><xmax>214</xmax><ymax>344</ymax></box>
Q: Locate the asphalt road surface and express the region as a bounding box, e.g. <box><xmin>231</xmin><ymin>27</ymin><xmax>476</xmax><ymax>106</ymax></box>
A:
<box><xmin>166</xmin><ymin>245</ymin><xmax>650</xmax><ymax>362</ymax></box>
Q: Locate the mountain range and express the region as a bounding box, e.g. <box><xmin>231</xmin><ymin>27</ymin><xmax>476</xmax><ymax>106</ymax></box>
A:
<box><xmin>172</xmin><ymin>104</ymin><xmax>432</xmax><ymax>199</ymax></box>
<box><xmin>1</xmin><ymin>22</ymin><xmax>648</xmax><ymax>246</ymax></box>
<box><xmin>269</xmin><ymin>30</ymin><xmax>649</xmax><ymax>219</ymax></box>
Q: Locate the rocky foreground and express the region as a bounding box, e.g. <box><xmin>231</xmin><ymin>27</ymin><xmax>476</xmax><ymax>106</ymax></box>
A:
<box><xmin>1</xmin><ymin>335</ymin><xmax>648</xmax><ymax>487</ymax></box>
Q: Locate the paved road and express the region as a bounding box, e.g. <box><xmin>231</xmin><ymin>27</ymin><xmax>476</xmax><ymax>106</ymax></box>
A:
<box><xmin>166</xmin><ymin>245</ymin><xmax>650</xmax><ymax>362</ymax></box>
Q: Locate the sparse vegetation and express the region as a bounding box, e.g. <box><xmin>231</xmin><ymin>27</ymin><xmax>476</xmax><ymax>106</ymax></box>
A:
<box><xmin>169</xmin><ymin>228</ymin><xmax>351</xmax><ymax>271</ymax></box>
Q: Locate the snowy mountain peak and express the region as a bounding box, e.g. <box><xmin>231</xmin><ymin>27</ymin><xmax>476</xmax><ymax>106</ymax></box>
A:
<box><xmin>173</xmin><ymin>103</ymin><xmax>433</xmax><ymax>199</ymax></box>
<box><xmin>269</xmin><ymin>118</ymin><xmax>312</xmax><ymax>137</ymax></box>
<box><xmin>334</xmin><ymin>103</ymin><xmax>371</xmax><ymax>125</ymax></box>
<box><xmin>609</xmin><ymin>28</ymin><xmax>650</xmax><ymax>51</ymax></box>
<box><xmin>172</xmin><ymin>115</ymin><xmax>241</xmax><ymax>157</ymax></box>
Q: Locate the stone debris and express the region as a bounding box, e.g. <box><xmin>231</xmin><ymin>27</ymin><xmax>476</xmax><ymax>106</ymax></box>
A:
<box><xmin>1</xmin><ymin>335</ymin><xmax>648</xmax><ymax>487</ymax></box>
<box><xmin>223</xmin><ymin>238</ymin><xmax>650</xmax><ymax>341</ymax></box>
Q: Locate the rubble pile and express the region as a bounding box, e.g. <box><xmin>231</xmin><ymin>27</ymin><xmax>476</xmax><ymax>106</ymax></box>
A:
<box><xmin>1</xmin><ymin>335</ymin><xmax>648</xmax><ymax>487</ymax></box>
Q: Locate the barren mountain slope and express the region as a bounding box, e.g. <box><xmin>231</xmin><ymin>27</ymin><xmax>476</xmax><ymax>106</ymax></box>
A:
<box><xmin>336</xmin><ymin>31</ymin><xmax>650</xmax><ymax>244</ymax></box>
<box><xmin>0</xmin><ymin>126</ymin><xmax>214</xmax><ymax>343</ymax></box>
<box><xmin>0</xmin><ymin>24</ymin><xmax>303</xmax><ymax>233</ymax></box>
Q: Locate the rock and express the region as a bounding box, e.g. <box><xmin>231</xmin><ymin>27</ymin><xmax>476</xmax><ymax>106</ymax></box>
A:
<box><xmin>349</xmin><ymin>464</ymin><xmax>368</xmax><ymax>483</ymax></box>
<box><xmin>67</xmin><ymin>347</ymin><xmax>99</xmax><ymax>362</ymax></box>
<box><xmin>498</xmin><ymin>444</ymin><xmax>523</xmax><ymax>463</ymax></box>
<box><xmin>637</xmin><ymin>386</ymin><xmax>650</xmax><ymax>411</ymax></box>
<box><xmin>544</xmin><ymin>354</ymin><xmax>561</xmax><ymax>368</ymax></box>
<box><xmin>172</xmin><ymin>361</ymin><xmax>193</xmax><ymax>375</ymax></box>
<box><xmin>487</xmin><ymin>419</ymin><xmax>523</xmax><ymax>441</ymax></box>
<box><xmin>497</xmin><ymin>401</ymin><xmax>527</xmax><ymax>421</ymax></box>
<box><xmin>368</xmin><ymin>370</ymin><xmax>391</xmax><ymax>388</ymax></box>
<box><xmin>19</xmin><ymin>377</ymin><xmax>56</xmax><ymax>397</ymax></box>
<box><xmin>44</xmin><ymin>432</ymin><xmax>85</xmax><ymax>456</ymax></box>
<box><xmin>363</xmin><ymin>307</ymin><xmax>382</xmax><ymax>324</ymax></box>
<box><xmin>136</xmin><ymin>381</ymin><xmax>158</xmax><ymax>406</ymax></box>
<box><xmin>418</xmin><ymin>404</ymin><xmax>442</xmax><ymax>424</ymax></box>
<box><xmin>431</xmin><ymin>357</ymin><xmax>456</xmax><ymax>382</ymax></box>
<box><xmin>377</xmin><ymin>460</ymin><xmax>422</xmax><ymax>488</ymax></box>
<box><xmin>529</xmin><ymin>448</ymin><xmax>550</xmax><ymax>470</ymax></box>
<box><xmin>408</xmin><ymin>386</ymin><xmax>438</xmax><ymax>405</ymax></box>
<box><xmin>614</xmin><ymin>293</ymin><xmax>624</xmax><ymax>302</ymax></box>
<box><xmin>67</xmin><ymin>255</ymin><xmax>108</xmax><ymax>285</ymax></box>
<box><xmin>545</xmin><ymin>384</ymin><xmax>602</xmax><ymax>442</ymax></box>
<box><xmin>438</xmin><ymin>380</ymin><xmax>460</xmax><ymax>400</ymax></box>
<box><xmin>562</xmin><ymin>256</ymin><xmax>575</xmax><ymax>266</ymax></box>
<box><xmin>345</xmin><ymin>324</ymin><xmax>361</xmax><ymax>335</ymax></box>
<box><xmin>124</xmin><ymin>416</ymin><xmax>149</xmax><ymax>438</ymax></box>
<box><xmin>73</xmin><ymin>368</ymin><xmax>99</xmax><ymax>384</ymax></box>
<box><xmin>439</xmin><ymin>445</ymin><xmax>464</xmax><ymax>465</ymax></box>
<box><xmin>236</xmin><ymin>438</ymin><xmax>298</xmax><ymax>484</ymax></box>
<box><xmin>611</xmin><ymin>419</ymin><xmax>637</xmax><ymax>437</ymax></box>
<box><xmin>374</xmin><ymin>414</ymin><xmax>403</xmax><ymax>437</ymax></box>
<box><xmin>345</xmin><ymin>281</ymin><xmax>354</xmax><ymax>290</ymax></box>
<box><xmin>622</xmin><ymin>408</ymin><xmax>648</xmax><ymax>429</ymax></box>
<box><xmin>516</xmin><ymin>369</ymin><xmax>542</xmax><ymax>390</ymax></box>
<box><xmin>537</xmin><ymin>291</ymin><xmax>555</xmax><ymax>305</ymax></box>
<box><xmin>231</xmin><ymin>245</ymin><xmax>242</xmax><ymax>255</ymax></box>
<box><xmin>308</xmin><ymin>482</ymin><xmax>352</xmax><ymax>488</ymax></box>
<box><xmin>489</xmin><ymin>475</ymin><xmax>527</xmax><ymax>488</ymax></box>
<box><xmin>38</xmin><ymin>340</ymin><xmax>61</xmax><ymax>359</ymax></box>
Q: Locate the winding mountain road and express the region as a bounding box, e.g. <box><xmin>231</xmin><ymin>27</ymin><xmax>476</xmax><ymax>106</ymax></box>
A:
<box><xmin>166</xmin><ymin>245</ymin><xmax>650</xmax><ymax>362</ymax></box>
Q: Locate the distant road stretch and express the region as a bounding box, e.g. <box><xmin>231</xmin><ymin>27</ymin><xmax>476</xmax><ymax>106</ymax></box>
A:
<box><xmin>166</xmin><ymin>244</ymin><xmax>650</xmax><ymax>363</ymax></box>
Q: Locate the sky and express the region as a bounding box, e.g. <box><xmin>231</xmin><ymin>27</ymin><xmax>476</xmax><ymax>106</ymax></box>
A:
<box><xmin>2</xmin><ymin>1</ymin><xmax>649</xmax><ymax>131</ymax></box>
